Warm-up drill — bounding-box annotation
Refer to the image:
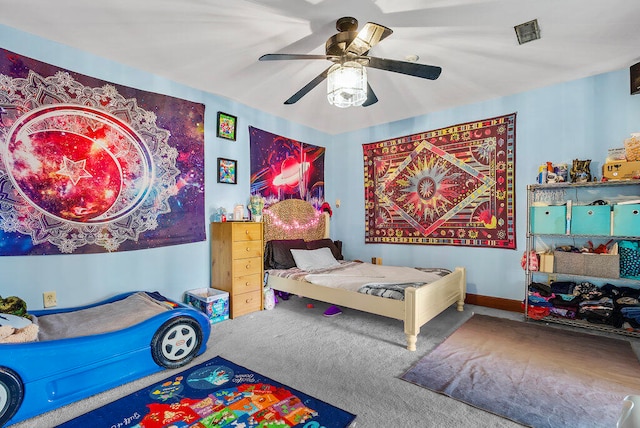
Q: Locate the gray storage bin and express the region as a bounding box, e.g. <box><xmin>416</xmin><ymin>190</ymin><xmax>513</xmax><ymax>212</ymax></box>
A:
<box><xmin>553</xmin><ymin>251</ymin><xmax>620</xmax><ymax>278</ymax></box>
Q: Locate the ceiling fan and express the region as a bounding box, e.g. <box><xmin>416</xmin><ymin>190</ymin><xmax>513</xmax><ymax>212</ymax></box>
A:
<box><xmin>259</xmin><ymin>17</ymin><xmax>442</xmax><ymax>108</ymax></box>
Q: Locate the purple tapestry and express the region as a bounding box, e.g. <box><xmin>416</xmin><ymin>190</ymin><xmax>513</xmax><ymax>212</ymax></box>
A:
<box><xmin>249</xmin><ymin>126</ymin><xmax>325</xmax><ymax>207</ymax></box>
<box><xmin>0</xmin><ymin>48</ymin><xmax>205</xmax><ymax>255</ymax></box>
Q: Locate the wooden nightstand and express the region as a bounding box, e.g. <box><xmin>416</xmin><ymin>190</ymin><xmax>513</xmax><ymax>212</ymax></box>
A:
<box><xmin>210</xmin><ymin>222</ymin><xmax>263</xmax><ymax>318</ymax></box>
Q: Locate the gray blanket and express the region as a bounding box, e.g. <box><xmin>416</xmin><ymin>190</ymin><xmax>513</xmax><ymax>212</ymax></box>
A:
<box><xmin>35</xmin><ymin>292</ymin><xmax>172</xmax><ymax>341</ymax></box>
<box><xmin>358</xmin><ymin>268</ymin><xmax>452</xmax><ymax>300</ymax></box>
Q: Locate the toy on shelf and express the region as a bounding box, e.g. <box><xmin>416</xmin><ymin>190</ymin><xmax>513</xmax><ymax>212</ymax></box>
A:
<box><xmin>249</xmin><ymin>194</ymin><xmax>265</xmax><ymax>222</ymax></box>
<box><xmin>570</xmin><ymin>159</ymin><xmax>592</xmax><ymax>183</ymax></box>
<box><xmin>537</xmin><ymin>162</ymin><xmax>569</xmax><ymax>184</ymax></box>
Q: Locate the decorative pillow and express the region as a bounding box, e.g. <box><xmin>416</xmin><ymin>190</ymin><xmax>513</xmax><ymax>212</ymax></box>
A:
<box><xmin>305</xmin><ymin>238</ymin><xmax>343</xmax><ymax>260</ymax></box>
<box><xmin>290</xmin><ymin>247</ymin><xmax>341</xmax><ymax>271</ymax></box>
<box><xmin>265</xmin><ymin>239</ymin><xmax>307</xmax><ymax>269</ymax></box>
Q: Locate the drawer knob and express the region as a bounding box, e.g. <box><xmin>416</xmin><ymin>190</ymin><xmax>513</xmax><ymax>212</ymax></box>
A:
<box><xmin>245</xmin><ymin>282</ymin><xmax>250</xmax><ymax>286</ymax></box>
<box><xmin>246</xmin><ymin>264</ymin><xmax>251</xmax><ymax>269</ymax></box>
<box><xmin>246</xmin><ymin>247</ymin><xmax>250</xmax><ymax>252</ymax></box>
<box><xmin>245</xmin><ymin>298</ymin><xmax>251</xmax><ymax>303</ymax></box>
<box><xmin>245</xmin><ymin>230</ymin><xmax>249</xmax><ymax>234</ymax></box>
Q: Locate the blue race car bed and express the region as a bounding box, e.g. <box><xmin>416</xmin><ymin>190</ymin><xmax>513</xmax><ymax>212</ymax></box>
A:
<box><xmin>0</xmin><ymin>291</ymin><xmax>211</xmax><ymax>426</ymax></box>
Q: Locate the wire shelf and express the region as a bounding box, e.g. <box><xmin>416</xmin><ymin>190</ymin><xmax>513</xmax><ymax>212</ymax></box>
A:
<box><xmin>525</xmin><ymin>315</ymin><xmax>640</xmax><ymax>339</ymax></box>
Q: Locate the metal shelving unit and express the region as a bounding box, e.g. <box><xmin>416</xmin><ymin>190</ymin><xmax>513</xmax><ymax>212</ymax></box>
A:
<box><xmin>525</xmin><ymin>180</ymin><xmax>640</xmax><ymax>336</ymax></box>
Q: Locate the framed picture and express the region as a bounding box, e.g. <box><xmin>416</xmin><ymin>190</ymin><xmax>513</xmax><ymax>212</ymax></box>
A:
<box><xmin>216</xmin><ymin>111</ymin><xmax>237</xmax><ymax>141</ymax></box>
<box><xmin>217</xmin><ymin>158</ymin><xmax>237</xmax><ymax>184</ymax></box>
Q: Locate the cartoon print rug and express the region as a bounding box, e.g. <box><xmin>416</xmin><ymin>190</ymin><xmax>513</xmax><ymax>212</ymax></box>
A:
<box><xmin>60</xmin><ymin>356</ymin><xmax>356</xmax><ymax>428</ymax></box>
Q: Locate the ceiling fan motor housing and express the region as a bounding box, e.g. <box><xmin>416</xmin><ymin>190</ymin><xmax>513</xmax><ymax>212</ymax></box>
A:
<box><xmin>326</xmin><ymin>32</ymin><xmax>359</xmax><ymax>58</ymax></box>
<box><xmin>336</xmin><ymin>16</ymin><xmax>358</xmax><ymax>32</ymax></box>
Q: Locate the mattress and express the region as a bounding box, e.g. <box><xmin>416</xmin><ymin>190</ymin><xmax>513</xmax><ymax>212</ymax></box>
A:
<box><xmin>268</xmin><ymin>261</ymin><xmax>451</xmax><ymax>300</ymax></box>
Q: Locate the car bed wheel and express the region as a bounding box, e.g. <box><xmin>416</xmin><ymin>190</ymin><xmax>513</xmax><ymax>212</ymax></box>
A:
<box><xmin>151</xmin><ymin>317</ymin><xmax>203</xmax><ymax>369</ymax></box>
<box><xmin>0</xmin><ymin>368</ymin><xmax>23</xmax><ymax>427</ymax></box>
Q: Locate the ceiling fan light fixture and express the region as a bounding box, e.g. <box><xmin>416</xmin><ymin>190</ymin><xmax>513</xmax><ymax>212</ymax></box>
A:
<box><xmin>327</xmin><ymin>61</ymin><xmax>367</xmax><ymax>108</ymax></box>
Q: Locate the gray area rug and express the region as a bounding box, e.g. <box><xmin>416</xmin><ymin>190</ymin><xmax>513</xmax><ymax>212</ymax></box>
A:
<box><xmin>401</xmin><ymin>314</ymin><xmax>640</xmax><ymax>428</ymax></box>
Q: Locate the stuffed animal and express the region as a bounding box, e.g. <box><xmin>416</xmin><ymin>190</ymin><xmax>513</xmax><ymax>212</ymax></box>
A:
<box><xmin>0</xmin><ymin>313</ymin><xmax>38</xmax><ymax>343</ymax></box>
<box><xmin>0</xmin><ymin>323</ymin><xmax>38</xmax><ymax>343</ymax></box>
<box><xmin>0</xmin><ymin>295</ymin><xmax>38</xmax><ymax>343</ymax></box>
<box><xmin>0</xmin><ymin>295</ymin><xmax>29</xmax><ymax>318</ymax></box>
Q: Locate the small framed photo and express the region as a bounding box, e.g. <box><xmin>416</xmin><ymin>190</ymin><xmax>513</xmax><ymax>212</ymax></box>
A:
<box><xmin>216</xmin><ymin>111</ymin><xmax>237</xmax><ymax>141</ymax></box>
<box><xmin>217</xmin><ymin>158</ymin><xmax>237</xmax><ymax>184</ymax></box>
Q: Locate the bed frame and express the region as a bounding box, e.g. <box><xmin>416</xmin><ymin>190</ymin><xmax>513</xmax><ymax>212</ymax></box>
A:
<box><xmin>263</xmin><ymin>199</ymin><xmax>466</xmax><ymax>351</ymax></box>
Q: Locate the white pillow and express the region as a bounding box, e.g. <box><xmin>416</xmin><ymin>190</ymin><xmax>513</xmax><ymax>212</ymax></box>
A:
<box><xmin>290</xmin><ymin>247</ymin><xmax>340</xmax><ymax>271</ymax></box>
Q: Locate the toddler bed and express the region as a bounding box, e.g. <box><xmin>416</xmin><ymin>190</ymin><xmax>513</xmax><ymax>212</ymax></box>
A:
<box><xmin>0</xmin><ymin>291</ymin><xmax>211</xmax><ymax>426</ymax></box>
<box><xmin>263</xmin><ymin>199</ymin><xmax>466</xmax><ymax>351</ymax></box>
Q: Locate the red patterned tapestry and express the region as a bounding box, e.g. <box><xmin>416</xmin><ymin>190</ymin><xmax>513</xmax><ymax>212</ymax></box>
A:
<box><xmin>363</xmin><ymin>113</ymin><xmax>516</xmax><ymax>249</ymax></box>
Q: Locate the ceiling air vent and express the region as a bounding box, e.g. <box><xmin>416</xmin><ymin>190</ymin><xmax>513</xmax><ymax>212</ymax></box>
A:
<box><xmin>514</xmin><ymin>19</ymin><xmax>541</xmax><ymax>45</ymax></box>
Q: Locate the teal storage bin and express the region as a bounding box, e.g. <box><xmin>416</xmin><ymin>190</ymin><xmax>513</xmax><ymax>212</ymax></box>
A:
<box><xmin>613</xmin><ymin>204</ymin><xmax>640</xmax><ymax>237</ymax></box>
<box><xmin>530</xmin><ymin>206</ymin><xmax>566</xmax><ymax>234</ymax></box>
<box><xmin>571</xmin><ymin>205</ymin><xmax>611</xmax><ymax>235</ymax></box>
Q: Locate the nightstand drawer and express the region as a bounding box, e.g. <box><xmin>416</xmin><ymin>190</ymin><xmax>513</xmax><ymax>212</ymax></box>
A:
<box><xmin>230</xmin><ymin>290</ymin><xmax>262</xmax><ymax>318</ymax></box>
<box><xmin>232</xmin><ymin>223</ymin><xmax>262</xmax><ymax>241</ymax></box>
<box><xmin>232</xmin><ymin>273</ymin><xmax>262</xmax><ymax>293</ymax></box>
<box><xmin>231</xmin><ymin>240</ymin><xmax>263</xmax><ymax>258</ymax></box>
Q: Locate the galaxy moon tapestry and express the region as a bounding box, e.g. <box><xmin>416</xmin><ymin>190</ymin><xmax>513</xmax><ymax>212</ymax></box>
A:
<box><xmin>249</xmin><ymin>126</ymin><xmax>325</xmax><ymax>208</ymax></box>
<box><xmin>0</xmin><ymin>48</ymin><xmax>205</xmax><ymax>256</ymax></box>
<box><xmin>363</xmin><ymin>113</ymin><xmax>516</xmax><ymax>249</ymax></box>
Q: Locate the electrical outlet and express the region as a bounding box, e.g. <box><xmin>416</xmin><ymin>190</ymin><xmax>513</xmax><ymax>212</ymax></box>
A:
<box><xmin>43</xmin><ymin>291</ymin><xmax>57</xmax><ymax>308</ymax></box>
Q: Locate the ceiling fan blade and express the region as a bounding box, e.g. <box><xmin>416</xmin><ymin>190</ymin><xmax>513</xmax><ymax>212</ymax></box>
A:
<box><xmin>284</xmin><ymin>67</ymin><xmax>331</xmax><ymax>105</ymax></box>
<box><xmin>366</xmin><ymin>56</ymin><xmax>442</xmax><ymax>80</ymax></box>
<box><xmin>346</xmin><ymin>22</ymin><xmax>393</xmax><ymax>56</ymax></box>
<box><xmin>259</xmin><ymin>54</ymin><xmax>338</xmax><ymax>62</ymax></box>
<box><xmin>362</xmin><ymin>83</ymin><xmax>378</xmax><ymax>107</ymax></box>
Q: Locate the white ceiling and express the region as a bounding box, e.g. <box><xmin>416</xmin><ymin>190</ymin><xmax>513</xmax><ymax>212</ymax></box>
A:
<box><xmin>1</xmin><ymin>0</ymin><xmax>639</xmax><ymax>135</ymax></box>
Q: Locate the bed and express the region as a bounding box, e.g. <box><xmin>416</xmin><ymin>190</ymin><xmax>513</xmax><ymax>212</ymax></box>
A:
<box><xmin>262</xmin><ymin>199</ymin><xmax>466</xmax><ymax>351</ymax></box>
<box><xmin>0</xmin><ymin>291</ymin><xmax>211</xmax><ymax>426</ymax></box>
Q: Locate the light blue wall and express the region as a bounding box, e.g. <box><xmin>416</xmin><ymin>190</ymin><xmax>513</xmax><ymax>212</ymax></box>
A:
<box><xmin>327</xmin><ymin>69</ymin><xmax>640</xmax><ymax>300</ymax></box>
<box><xmin>0</xmin><ymin>24</ymin><xmax>327</xmax><ymax>308</ymax></box>
<box><xmin>1</xmin><ymin>24</ymin><xmax>639</xmax><ymax>309</ymax></box>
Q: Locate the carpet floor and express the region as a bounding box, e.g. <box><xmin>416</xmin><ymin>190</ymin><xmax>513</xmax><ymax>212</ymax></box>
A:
<box><xmin>402</xmin><ymin>314</ymin><xmax>640</xmax><ymax>428</ymax></box>
<box><xmin>9</xmin><ymin>298</ymin><xmax>640</xmax><ymax>427</ymax></box>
